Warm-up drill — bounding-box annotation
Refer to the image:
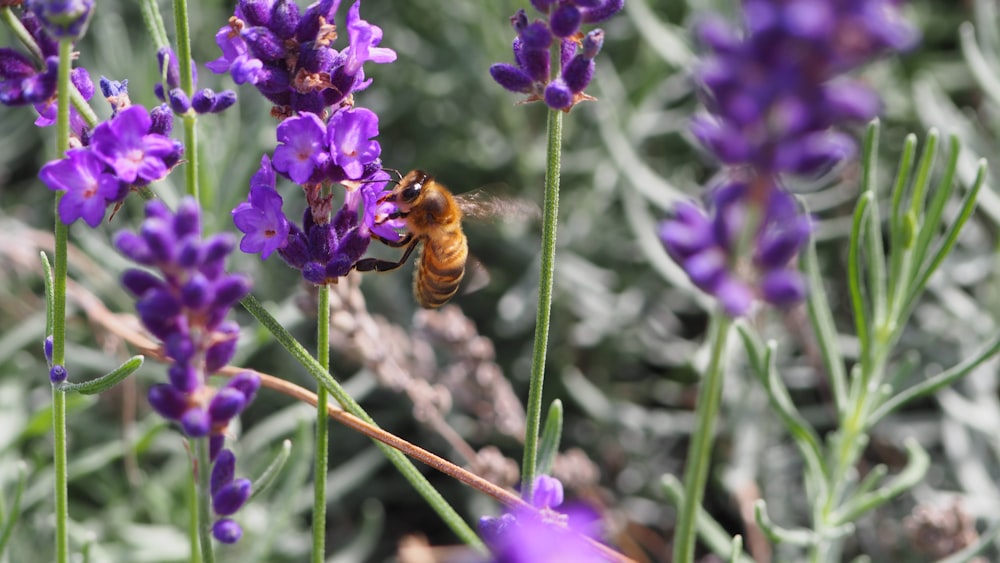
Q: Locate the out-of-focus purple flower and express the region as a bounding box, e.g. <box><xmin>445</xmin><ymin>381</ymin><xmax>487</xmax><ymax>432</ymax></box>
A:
<box><xmin>33</xmin><ymin>66</ymin><xmax>93</xmax><ymax>134</ymax></box>
<box><xmin>691</xmin><ymin>2</ymin><xmax>918</xmax><ymax>178</ymax></box>
<box><xmin>0</xmin><ymin>51</ymin><xmax>57</xmax><ymax>106</ymax></box>
<box><xmin>209</xmin><ymin>0</ymin><xmax>395</xmax><ymax>116</ymax></box>
<box><xmin>660</xmin><ymin>179</ymin><xmax>811</xmax><ymax>317</ymax></box>
<box><xmin>663</xmin><ymin>0</ymin><xmax>918</xmax><ymax>314</ymax></box>
<box><xmin>25</xmin><ymin>0</ymin><xmax>94</xmax><ymax>39</ymax></box>
<box><xmin>490</xmin><ymin>1</ymin><xmax>619</xmax><ymax>111</ymax></box>
<box><xmin>116</xmin><ymin>199</ymin><xmax>258</xmax><ymax>544</ymax></box>
<box><xmin>39</xmin><ymin>148</ymin><xmax>125</xmax><ymax>227</ymax></box>
<box><xmin>479</xmin><ymin>476</ymin><xmax>607</xmax><ymax>563</ymax></box>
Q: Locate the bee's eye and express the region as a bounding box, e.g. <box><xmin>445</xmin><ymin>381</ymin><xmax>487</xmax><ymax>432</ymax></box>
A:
<box><xmin>400</xmin><ymin>181</ymin><xmax>422</xmax><ymax>203</ymax></box>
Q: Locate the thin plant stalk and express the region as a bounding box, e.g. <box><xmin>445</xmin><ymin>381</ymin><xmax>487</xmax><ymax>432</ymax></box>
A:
<box><xmin>187</xmin><ymin>464</ymin><xmax>201</xmax><ymax>563</ymax></box>
<box><xmin>673</xmin><ymin>315</ymin><xmax>733</xmax><ymax>563</ymax></box>
<box><xmin>172</xmin><ymin>0</ymin><xmax>200</xmax><ymax>202</ymax></box>
<box><xmin>195</xmin><ymin>438</ymin><xmax>216</xmax><ymax>563</ymax></box>
<box><xmin>521</xmin><ymin>108</ymin><xmax>563</xmax><ymax>502</ymax></box>
<box><xmin>313</xmin><ymin>285</ymin><xmax>331</xmax><ymax>562</ymax></box>
<box><xmin>51</xmin><ymin>37</ymin><xmax>75</xmax><ymax>563</ymax></box>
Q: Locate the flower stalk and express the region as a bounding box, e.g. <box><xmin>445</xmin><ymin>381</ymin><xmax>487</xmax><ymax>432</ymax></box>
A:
<box><xmin>521</xmin><ymin>107</ymin><xmax>563</xmax><ymax>503</ymax></box>
<box><xmin>51</xmin><ymin>35</ymin><xmax>74</xmax><ymax>563</ymax></box>
<box><xmin>673</xmin><ymin>314</ymin><xmax>732</xmax><ymax>563</ymax></box>
<box><xmin>313</xmin><ymin>284</ymin><xmax>331</xmax><ymax>562</ymax></box>
<box><xmin>171</xmin><ymin>0</ymin><xmax>199</xmax><ymax>202</ymax></box>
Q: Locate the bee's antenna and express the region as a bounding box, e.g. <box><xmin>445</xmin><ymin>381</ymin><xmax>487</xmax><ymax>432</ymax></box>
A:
<box><xmin>382</xmin><ymin>167</ymin><xmax>404</xmax><ymax>182</ymax></box>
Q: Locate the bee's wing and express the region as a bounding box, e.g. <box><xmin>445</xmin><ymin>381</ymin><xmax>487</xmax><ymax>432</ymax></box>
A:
<box><xmin>454</xmin><ymin>188</ymin><xmax>541</xmax><ymax>223</ymax></box>
<box><xmin>461</xmin><ymin>257</ymin><xmax>491</xmax><ymax>295</ymax></box>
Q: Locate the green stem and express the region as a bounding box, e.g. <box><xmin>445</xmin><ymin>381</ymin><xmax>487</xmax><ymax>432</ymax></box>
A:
<box><xmin>172</xmin><ymin>0</ymin><xmax>200</xmax><ymax>202</ymax></box>
<box><xmin>195</xmin><ymin>438</ymin><xmax>216</xmax><ymax>563</ymax></box>
<box><xmin>51</xmin><ymin>38</ymin><xmax>74</xmax><ymax>563</ymax></box>
<box><xmin>312</xmin><ymin>285</ymin><xmax>330</xmax><ymax>563</ymax></box>
<box><xmin>187</xmin><ymin>460</ymin><xmax>201</xmax><ymax>563</ymax></box>
<box><xmin>521</xmin><ymin>108</ymin><xmax>563</xmax><ymax>503</ymax></box>
<box><xmin>240</xmin><ymin>295</ymin><xmax>484</xmax><ymax>550</ymax></box>
<box><xmin>673</xmin><ymin>314</ymin><xmax>733</xmax><ymax>563</ymax></box>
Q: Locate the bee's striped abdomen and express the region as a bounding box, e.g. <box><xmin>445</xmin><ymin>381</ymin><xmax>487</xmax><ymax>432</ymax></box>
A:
<box><xmin>414</xmin><ymin>232</ymin><xmax>468</xmax><ymax>308</ymax></box>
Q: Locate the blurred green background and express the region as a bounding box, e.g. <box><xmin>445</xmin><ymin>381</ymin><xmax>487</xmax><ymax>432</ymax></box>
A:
<box><xmin>2</xmin><ymin>0</ymin><xmax>1000</xmax><ymax>561</ymax></box>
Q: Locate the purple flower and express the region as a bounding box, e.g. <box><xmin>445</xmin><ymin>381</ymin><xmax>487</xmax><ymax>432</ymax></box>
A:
<box><xmin>691</xmin><ymin>2</ymin><xmax>918</xmax><ymax>177</ymax></box>
<box><xmin>490</xmin><ymin>2</ymin><xmax>619</xmax><ymax>111</ymax></box>
<box><xmin>328</xmin><ymin>107</ymin><xmax>380</xmax><ymax>180</ymax></box>
<box><xmin>233</xmin><ymin>156</ymin><xmax>291</xmax><ymax>259</ymax></box>
<box><xmin>272</xmin><ymin>112</ymin><xmax>329</xmax><ymax>184</ymax></box>
<box><xmin>25</xmin><ymin>0</ymin><xmax>94</xmax><ymax>39</ymax></box>
<box><xmin>39</xmin><ymin>148</ymin><xmax>124</xmax><ymax>227</ymax></box>
<box><xmin>91</xmin><ymin>105</ymin><xmax>179</xmax><ymax>183</ymax></box>
<box><xmin>0</xmin><ymin>51</ymin><xmax>57</xmax><ymax>106</ymax></box>
<box><xmin>479</xmin><ymin>476</ymin><xmax>606</xmax><ymax>563</ymax></box>
<box><xmin>342</xmin><ymin>1</ymin><xmax>397</xmax><ymax>76</ymax></box>
<box><xmin>660</xmin><ymin>179</ymin><xmax>811</xmax><ymax>317</ymax></box>
<box><xmin>209</xmin><ymin>0</ymin><xmax>395</xmax><ymax>116</ymax></box>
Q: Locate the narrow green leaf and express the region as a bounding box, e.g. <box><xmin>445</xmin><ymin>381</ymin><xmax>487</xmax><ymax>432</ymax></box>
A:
<box><xmin>887</xmin><ymin>134</ymin><xmax>918</xmax><ymax>302</ymax></box>
<box><xmin>960</xmin><ymin>22</ymin><xmax>1000</xmax><ymax>108</ymax></box>
<box><xmin>829</xmin><ymin>439</ymin><xmax>930</xmax><ymax>526</ymax></box>
<box><xmin>848</xmin><ymin>192</ymin><xmax>874</xmax><ymax>373</ymax></box>
<box><xmin>906</xmin><ymin>159</ymin><xmax>986</xmax><ymax>315</ymax></box>
<box><xmin>729</xmin><ymin>535</ymin><xmax>743</xmax><ymax>563</ymax></box>
<box><xmin>59</xmin><ymin>356</ymin><xmax>144</xmax><ymax>395</ymax></box>
<box><xmin>40</xmin><ymin>251</ymin><xmax>54</xmax><ymax>339</ymax></box>
<box><xmin>0</xmin><ymin>462</ymin><xmax>27</xmax><ymax>557</ymax></box>
<box><xmin>535</xmin><ymin>400</ymin><xmax>563</xmax><ymax>476</ymax></box>
<box><xmin>870</xmin><ymin>330</ymin><xmax>1000</xmax><ymax>423</ymax></box>
<box><xmin>247</xmin><ymin>440</ymin><xmax>292</xmax><ymax>505</ymax></box>
<box><xmin>906</xmin><ymin>128</ymin><xmax>940</xmax><ymax>220</ymax></box>
<box><xmin>909</xmin><ymin>134</ymin><xmax>959</xmax><ymax>284</ymax></box>
<box><xmin>660</xmin><ymin>474</ymin><xmax>756</xmax><ymax>563</ymax></box>
<box><xmin>754</xmin><ymin>499</ymin><xmax>819</xmax><ymax>546</ymax></box>
<box><xmin>802</xmin><ymin>232</ymin><xmax>848</xmax><ymax>414</ymax></box>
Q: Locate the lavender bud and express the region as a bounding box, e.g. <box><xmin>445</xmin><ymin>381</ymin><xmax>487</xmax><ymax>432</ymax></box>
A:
<box><xmin>181</xmin><ymin>407</ymin><xmax>211</xmax><ymax>437</ymax></box>
<box><xmin>211</xmin><ymin>449</ymin><xmax>237</xmax><ymax>493</ymax></box>
<box><xmin>168</xmin><ymin>362</ymin><xmax>200</xmax><ymax>393</ymax></box>
<box><xmin>149</xmin><ymin>104</ymin><xmax>174</xmax><ymax>135</ymax></box>
<box><xmin>562</xmin><ymin>56</ymin><xmax>594</xmax><ymax>94</ymax></box>
<box><xmin>208</xmin><ymin>388</ymin><xmax>247</xmax><ymax>425</ymax></box>
<box><xmin>180</xmin><ymin>274</ymin><xmax>213</xmax><ymax>309</ymax></box>
<box><xmin>114</xmin><ymin>232</ymin><xmax>154</xmax><ymax>266</ymax></box>
<box><xmin>270</xmin><ymin>0</ymin><xmax>300</xmax><ymax>39</ymax></box>
<box><xmin>543</xmin><ymin>80</ymin><xmax>572</xmax><ymax>110</ymax></box>
<box><xmin>490</xmin><ymin>64</ymin><xmax>533</xmax><ymax>94</ymax></box>
<box><xmin>43</xmin><ymin>335</ymin><xmax>54</xmax><ymax>364</ymax></box>
<box><xmin>212</xmin><ymin>478</ymin><xmax>251</xmax><ymax>515</ymax></box>
<box><xmin>226</xmin><ymin>372</ymin><xmax>261</xmax><ymax>403</ymax></box>
<box><xmin>549</xmin><ymin>5</ymin><xmax>581</xmax><ymax>38</ymax></box>
<box><xmin>49</xmin><ymin>364</ymin><xmax>67</xmax><ymax>384</ymax></box>
<box><xmin>148</xmin><ymin>384</ymin><xmax>189</xmax><ymax>420</ymax></box>
<box><xmin>531</xmin><ymin>475</ymin><xmax>564</xmax><ymax>509</ymax></box>
<box><xmin>238</xmin><ymin>0</ymin><xmax>274</xmax><ymax>27</ymax></box>
<box><xmin>760</xmin><ymin>270</ymin><xmax>806</xmax><ymax>306</ymax></box>
<box><xmin>212</xmin><ymin>519</ymin><xmax>243</xmax><ymax>544</ymax></box>
<box><xmin>168</xmin><ymin>88</ymin><xmax>191</xmax><ymax>114</ymax></box>
<box><xmin>243</xmin><ymin>26</ymin><xmax>286</xmax><ymax>61</ymax></box>
<box><xmin>210</xmin><ymin>90</ymin><xmax>237</xmax><ymax>113</ymax></box>
<box><xmin>191</xmin><ymin>89</ymin><xmax>216</xmax><ymax>114</ymax></box>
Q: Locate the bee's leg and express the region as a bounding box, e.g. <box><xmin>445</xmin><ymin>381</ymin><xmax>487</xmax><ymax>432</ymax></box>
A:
<box><xmin>354</xmin><ymin>237</ymin><xmax>419</xmax><ymax>273</ymax></box>
<box><xmin>371</xmin><ymin>232</ymin><xmax>413</xmax><ymax>248</ymax></box>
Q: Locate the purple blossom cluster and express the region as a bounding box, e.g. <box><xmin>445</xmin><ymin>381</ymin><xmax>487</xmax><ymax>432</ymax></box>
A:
<box><xmin>220</xmin><ymin>0</ymin><xmax>405</xmax><ymax>284</ymax></box>
<box><xmin>115</xmin><ymin>198</ymin><xmax>260</xmax><ymax>543</ymax></box>
<box><xmin>0</xmin><ymin>8</ymin><xmax>89</xmax><ymax>113</ymax></box>
<box><xmin>155</xmin><ymin>48</ymin><xmax>237</xmax><ymax>115</ymax></box>
<box><xmin>661</xmin><ymin>180</ymin><xmax>812</xmax><ymax>316</ymax></box>
<box><xmin>479</xmin><ymin>476</ymin><xmax>606</xmax><ymax>563</ymax></box>
<box><xmin>24</xmin><ymin>0</ymin><xmax>94</xmax><ymax>39</ymax></box>
<box><xmin>490</xmin><ymin>0</ymin><xmax>622</xmax><ymax>112</ymax></box>
<box><xmin>39</xmin><ymin>92</ymin><xmax>183</xmax><ymax>227</ymax></box>
<box><xmin>207</xmin><ymin>0</ymin><xmax>395</xmax><ymax>117</ymax></box>
<box><xmin>661</xmin><ymin>0</ymin><xmax>919</xmax><ymax>316</ymax></box>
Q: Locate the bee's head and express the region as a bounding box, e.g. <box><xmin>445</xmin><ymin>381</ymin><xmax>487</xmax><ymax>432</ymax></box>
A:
<box><xmin>392</xmin><ymin>170</ymin><xmax>431</xmax><ymax>207</ymax></box>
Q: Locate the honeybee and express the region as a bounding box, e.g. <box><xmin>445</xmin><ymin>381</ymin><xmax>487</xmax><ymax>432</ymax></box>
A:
<box><xmin>354</xmin><ymin>169</ymin><xmax>534</xmax><ymax>308</ymax></box>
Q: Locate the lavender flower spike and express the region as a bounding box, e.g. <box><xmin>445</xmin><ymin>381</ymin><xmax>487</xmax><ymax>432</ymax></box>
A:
<box><xmin>115</xmin><ymin>197</ymin><xmax>259</xmax><ymax>544</ymax></box>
